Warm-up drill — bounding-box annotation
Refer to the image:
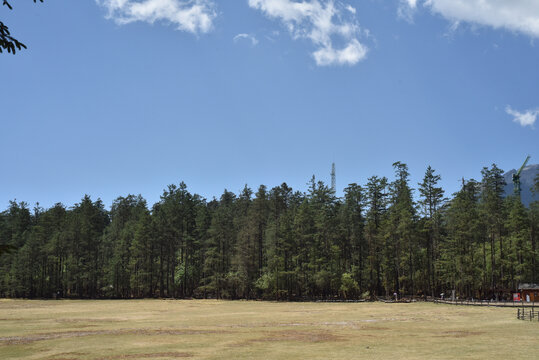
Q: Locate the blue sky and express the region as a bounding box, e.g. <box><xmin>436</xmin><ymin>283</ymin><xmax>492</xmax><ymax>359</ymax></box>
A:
<box><xmin>1</xmin><ymin>0</ymin><xmax>538</xmax><ymax>209</ymax></box>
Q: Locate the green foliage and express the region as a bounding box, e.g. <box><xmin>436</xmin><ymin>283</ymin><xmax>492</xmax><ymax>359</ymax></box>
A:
<box><xmin>339</xmin><ymin>272</ymin><xmax>359</xmax><ymax>299</ymax></box>
<box><xmin>1</xmin><ymin>162</ymin><xmax>538</xmax><ymax>300</ymax></box>
<box><xmin>417</xmin><ymin>166</ymin><xmax>445</xmax><ymax>297</ymax></box>
<box><xmin>0</xmin><ymin>244</ymin><xmax>16</xmax><ymax>256</ymax></box>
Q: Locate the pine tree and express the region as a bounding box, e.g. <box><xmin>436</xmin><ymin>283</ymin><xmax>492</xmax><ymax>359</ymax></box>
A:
<box><xmin>443</xmin><ymin>180</ymin><xmax>481</xmax><ymax>298</ymax></box>
<box><xmin>505</xmin><ymin>196</ymin><xmax>531</xmax><ymax>289</ymax></box>
<box><xmin>129</xmin><ymin>210</ymin><xmax>156</xmax><ymax>297</ymax></box>
<box><xmin>342</xmin><ymin>183</ymin><xmax>366</xmax><ymax>293</ymax></box>
<box><xmin>528</xmin><ymin>202</ymin><xmax>539</xmax><ymax>284</ymax></box>
<box><xmin>383</xmin><ymin>162</ymin><xmax>417</xmax><ymax>297</ymax></box>
<box><xmin>365</xmin><ymin>176</ymin><xmax>388</xmax><ymax>297</ymax></box>
<box><xmin>263</xmin><ymin>183</ymin><xmax>298</xmax><ymax>299</ymax></box>
<box><xmin>65</xmin><ymin>196</ymin><xmax>109</xmax><ymax>297</ymax></box>
<box><xmin>103</xmin><ymin>195</ymin><xmax>148</xmax><ymax>297</ymax></box>
<box><xmin>418</xmin><ymin>166</ymin><xmax>445</xmax><ymax>297</ymax></box>
<box><xmin>202</xmin><ymin>190</ymin><xmax>236</xmax><ymax>298</ymax></box>
<box><xmin>230</xmin><ymin>185</ymin><xmax>255</xmax><ymax>298</ymax></box>
<box><xmin>479</xmin><ymin>165</ymin><xmax>506</xmax><ymax>293</ymax></box>
<box><xmin>293</xmin><ymin>194</ymin><xmax>315</xmax><ymax>298</ymax></box>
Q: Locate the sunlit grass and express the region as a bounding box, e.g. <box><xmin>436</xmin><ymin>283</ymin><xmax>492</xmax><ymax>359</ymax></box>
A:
<box><xmin>0</xmin><ymin>299</ymin><xmax>537</xmax><ymax>359</ymax></box>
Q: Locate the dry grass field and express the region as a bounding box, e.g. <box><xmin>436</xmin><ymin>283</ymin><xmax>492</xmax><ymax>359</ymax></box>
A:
<box><xmin>0</xmin><ymin>299</ymin><xmax>537</xmax><ymax>360</ymax></box>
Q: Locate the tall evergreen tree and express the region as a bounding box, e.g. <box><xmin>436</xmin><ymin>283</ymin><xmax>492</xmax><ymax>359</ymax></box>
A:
<box><xmin>129</xmin><ymin>210</ymin><xmax>156</xmax><ymax>297</ymax></box>
<box><xmin>103</xmin><ymin>195</ymin><xmax>148</xmax><ymax>297</ymax></box>
<box><xmin>479</xmin><ymin>165</ymin><xmax>506</xmax><ymax>293</ymax></box>
<box><xmin>528</xmin><ymin>201</ymin><xmax>539</xmax><ymax>284</ymax></box>
<box><xmin>505</xmin><ymin>196</ymin><xmax>531</xmax><ymax>289</ymax></box>
<box><xmin>365</xmin><ymin>176</ymin><xmax>388</xmax><ymax>297</ymax></box>
<box><xmin>229</xmin><ymin>185</ymin><xmax>255</xmax><ymax>298</ymax></box>
<box><xmin>442</xmin><ymin>180</ymin><xmax>481</xmax><ymax>298</ymax></box>
<box><xmin>418</xmin><ymin>166</ymin><xmax>445</xmax><ymax>297</ymax></box>
<box><xmin>202</xmin><ymin>190</ymin><xmax>236</xmax><ymax>298</ymax></box>
<box><xmin>342</xmin><ymin>183</ymin><xmax>366</xmax><ymax>292</ymax></box>
<box><xmin>65</xmin><ymin>196</ymin><xmax>109</xmax><ymax>298</ymax></box>
<box><xmin>383</xmin><ymin>162</ymin><xmax>417</xmax><ymax>297</ymax></box>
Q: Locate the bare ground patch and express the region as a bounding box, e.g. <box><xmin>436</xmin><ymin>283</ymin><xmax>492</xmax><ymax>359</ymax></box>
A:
<box><xmin>259</xmin><ymin>330</ymin><xmax>342</xmax><ymax>342</ymax></box>
<box><xmin>218</xmin><ymin>319</ymin><xmax>389</xmax><ymax>330</ymax></box>
<box><xmin>230</xmin><ymin>329</ymin><xmax>344</xmax><ymax>347</ymax></box>
<box><xmin>55</xmin><ymin>318</ymin><xmax>124</xmax><ymax>324</ymax></box>
<box><xmin>95</xmin><ymin>352</ymin><xmax>193</xmax><ymax>359</ymax></box>
<box><xmin>47</xmin><ymin>352</ymin><xmax>86</xmax><ymax>360</ymax></box>
<box><xmin>0</xmin><ymin>328</ymin><xmax>226</xmax><ymax>345</ymax></box>
<box><xmin>438</xmin><ymin>330</ymin><xmax>485</xmax><ymax>338</ymax></box>
<box><xmin>48</xmin><ymin>352</ymin><xmax>192</xmax><ymax>360</ymax></box>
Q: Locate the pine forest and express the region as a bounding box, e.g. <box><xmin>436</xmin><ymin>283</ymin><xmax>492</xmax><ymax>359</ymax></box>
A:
<box><xmin>1</xmin><ymin>162</ymin><xmax>538</xmax><ymax>301</ymax></box>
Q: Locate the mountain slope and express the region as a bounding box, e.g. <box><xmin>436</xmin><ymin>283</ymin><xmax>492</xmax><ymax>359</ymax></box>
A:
<box><xmin>503</xmin><ymin>164</ymin><xmax>539</xmax><ymax>206</ymax></box>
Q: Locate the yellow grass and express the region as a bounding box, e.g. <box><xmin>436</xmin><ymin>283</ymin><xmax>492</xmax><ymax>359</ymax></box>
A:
<box><xmin>0</xmin><ymin>299</ymin><xmax>537</xmax><ymax>359</ymax></box>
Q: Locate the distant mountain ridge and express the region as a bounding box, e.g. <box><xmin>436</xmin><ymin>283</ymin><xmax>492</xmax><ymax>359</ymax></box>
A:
<box><xmin>503</xmin><ymin>164</ymin><xmax>539</xmax><ymax>206</ymax></box>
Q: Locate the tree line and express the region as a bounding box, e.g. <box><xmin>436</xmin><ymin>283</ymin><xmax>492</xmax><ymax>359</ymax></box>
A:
<box><xmin>1</xmin><ymin>162</ymin><xmax>538</xmax><ymax>300</ymax></box>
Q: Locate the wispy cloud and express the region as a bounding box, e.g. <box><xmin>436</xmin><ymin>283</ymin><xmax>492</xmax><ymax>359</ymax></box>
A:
<box><xmin>506</xmin><ymin>106</ymin><xmax>538</xmax><ymax>128</ymax></box>
<box><xmin>248</xmin><ymin>0</ymin><xmax>368</xmax><ymax>66</ymax></box>
<box><xmin>96</xmin><ymin>0</ymin><xmax>217</xmax><ymax>34</ymax></box>
<box><xmin>233</xmin><ymin>33</ymin><xmax>259</xmax><ymax>46</ymax></box>
<box><xmin>313</xmin><ymin>39</ymin><xmax>366</xmax><ymax>66</ymax></box>
<box><xmin>406</xmin><ymin>0</ymin><xmax>418</xmax><ymax>7</ymax></box>
<box><xmin>398</xmin><ymin>0</ymin><xmax>417</xmax><ymax>22</ymax></box>
<box><xmin>400</xmin><ymin>1</ymin><xmax>539</xmax><ymax>38</ymax></box>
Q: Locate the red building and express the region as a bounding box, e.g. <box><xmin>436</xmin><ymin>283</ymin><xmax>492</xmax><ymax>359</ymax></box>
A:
<box><xmin>518</xmin><ymin>284</ymin><xmax>539</xmax><ymax>302</ymax></box>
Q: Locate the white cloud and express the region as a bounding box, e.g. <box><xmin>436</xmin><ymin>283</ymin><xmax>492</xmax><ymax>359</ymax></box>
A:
<box><xmin>97</xmin><ymin>0</ymin><xmax>216</xmax><ymax>34</ymax></box>
<box><xmin>398</xmin><ymin>0</ymin><xmax>418</xmax><ymax>22</ymax></box>
<box><xmin>401</xmin><ymin>1</ymin><xmax>539</xmax><ymax>38</ymax></box>
<box><xmin>248</xmin><ymin>0</ymin><xmax>368</xmax><ymax>66</ymax></box>
<box><xmin>313</xmin><ymin>39</ymin><xmax>366</xmax><ymax>66</ymax></box>
<box><xmin>405</xmin><ymin>0</ymin><xmax>418</xmax><ymax>9</ymax></box>
<box><xmin>345</xmin><ymin>5</ymin><xmax>356</xmax><ymax>15</ymax></box>
<box><xmin>506</xmin><ymin>106</ymin><xmax>538</xmax><ymax>128</ymax></box>
<box><xmin>234</xmin><ymin>33</ymin><xmax>259</xmax><ymax>45</ymax></box>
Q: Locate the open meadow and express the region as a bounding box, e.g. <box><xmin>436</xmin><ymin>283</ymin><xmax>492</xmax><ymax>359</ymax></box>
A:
<box><xmin>0</xmin><ymin>299</ymin><xmax>537</xmax><ymax>360</ymax></box>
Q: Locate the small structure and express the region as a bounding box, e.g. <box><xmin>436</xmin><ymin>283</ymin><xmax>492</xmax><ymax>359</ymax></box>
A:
<box><xmin>518</xmin><ymin>284</ymin><xmax>539</xmax><ymax>302</ymax></box>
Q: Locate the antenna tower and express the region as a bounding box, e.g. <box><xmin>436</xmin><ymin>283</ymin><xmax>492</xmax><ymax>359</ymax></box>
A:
<box><xmin>331</xmin><ymin>163</ymin><xmax>336</xmax><ymax>193</ymax></box>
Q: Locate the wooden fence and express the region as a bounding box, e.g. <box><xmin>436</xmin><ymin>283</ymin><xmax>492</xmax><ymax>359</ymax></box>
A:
<box><xmin>517</xmin><ymin>308</ymin><xmax>539</xmax><ymax>321</ymax></box>
<box><xmin>434</xmin><ymin>299</ymin><xmax>536</xmax><ymax>308</ymax></box>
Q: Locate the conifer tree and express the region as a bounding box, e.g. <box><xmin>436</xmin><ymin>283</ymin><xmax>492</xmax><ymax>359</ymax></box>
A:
<box><xmin>383</xmin><ymin>162</ymin><xmax>417</xmax><ymax>296</ymax></box>
<box><xmin>202</xmin><ymin>190</ymin><xmax>236</xmax><ymax>298</ymax></box>
<box><xmin>418</xmin><ymin>166</ymin><xmax>445</xmax><ymax>297</ymax></box>
<box><xmin>479</xmin><ymin>165</ymin><xmax>506</xmax><ymax>292</ymax></box>
<box><xmin>342</xmin><ymin>183</ymin><xmax>366</xmax><ymax>292</ymax></box>
<box><xmin>365</xmin><ymin>176</ymin><xmax>388</xmax><ymax>297</ymax></box>
<box><xmin>443</xmin><ymin>180</ymin><xmax>481</xmax><ymax>297</ymax></box>
<box><xmin>528</xmin><ymin>201</ymin><xmax>539</xmax><ymax>284</ymax></box>
<box><xmin>505</xmin><ymin>196</ymin><xmax>531</xmax><ymax>288</ymax></box>
<box><xmin>129</xmin><ymin>210</ymin><xmax>156</xmax><ymax>297</ymax></box>
<box><xmin>65</xmin><ymin>196</ymin><xmax>109</xmax><ymax>297</ymax></box>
